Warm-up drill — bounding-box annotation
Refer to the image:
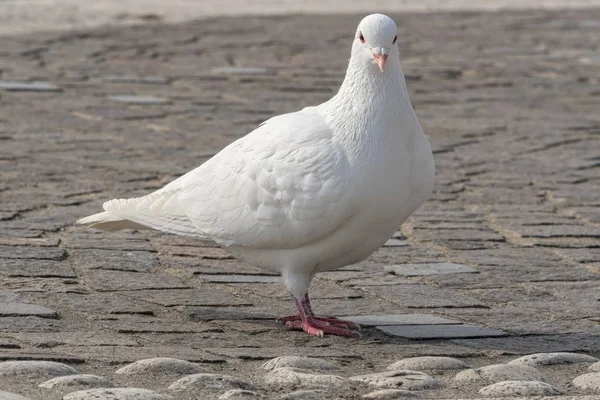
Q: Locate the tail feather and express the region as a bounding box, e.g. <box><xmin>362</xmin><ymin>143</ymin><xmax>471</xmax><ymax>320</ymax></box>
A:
<box><xmin>76</xmin><ymin>211</ymin><xmax>152</xmax><ymax>232</ymax></box>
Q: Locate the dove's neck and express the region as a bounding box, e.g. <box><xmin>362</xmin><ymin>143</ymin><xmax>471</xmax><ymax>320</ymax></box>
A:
<box><xmin>320</xmin><ymin>60</ymin><xmax>418</xmax><ymax>158</ymax></box>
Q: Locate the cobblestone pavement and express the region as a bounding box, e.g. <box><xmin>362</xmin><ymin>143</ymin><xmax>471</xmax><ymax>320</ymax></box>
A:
<box><xmin>0</xmin><ymin>9</ymin><xmax>599</xmax><ymax>400</ymax></box>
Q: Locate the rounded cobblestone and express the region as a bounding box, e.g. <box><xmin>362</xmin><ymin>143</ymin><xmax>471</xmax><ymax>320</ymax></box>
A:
<box><xmin>0</xmin><ymin>361</ymin><xmax>79</xmax><ymax>379</ymax></box>
<box><xmin>508</xmin><ymin>352</ymin><xmax>598</xmax><ymax>367</ymax></box>
<box><xmin>218</xmin><ymin>389</ymin><xmax>263</xmax><ymax>399</ymax></box>
<box><xmin>265</xmin><ymin>367</ymin><xmax>347</xmax><ymax>390</ymax></box>
<box><xmin>362</xmin><ymin>389</ymin><xmax>420</xmax><ymax>399</ymax></box>
<box><xmin>39</xmin><ymin>374</ymin><xmax>113</xmax><ymax>389</ymax></box>
<box><xmin>387</xmin><ymin>357</ymin><xmax>470</xmax><ymax>371</ymax></box>
<box><xmin>349</xmin><ymin>370</ymin><xmax>439</xmax><ymax>390</ymax></box>
<box><xmin>478</xmin><ymin>380</ymin><xmax>561</xmax><ymax>396</ymax></box>
<box><xmin>62</xmin><ymin>388</ymin><xmax>173</xmax><ymax>400</ymax></box>
<box><xmin>115</xmin><ymin>358</ymin><xmax>206</xmax><ymax>376</ymax></box>
<box><xmin>573</xmin><ymin>372</ymin><xmax>600</xmax><ymax>392</ymax></box>
<box><xmin>279</xmin><ymin>390</ymin><xmax>327</xmax><ymax>400</ymax></box>
<box><xmin>0</xmin><ymin>391</ymin><xmax>31</xmax><ymax>400</ymax></box>
<box><xmin>262</xmin><ymin>356</ymin><xmax>339</xmax><ymax>372</ymax></box>
<box><xmin>454</xmin><ymin>364</ymin><xmax>543</xmax><ymax>383</ymax></box>
<box><xmin>589</xmin><ymin>361</ymin><xmax>600</xmax><ymax>372</ymax></box>
<box><xmin>168</xmin><ymin>373</ymin><xmax>255</xmax><ymax>392</ymax></box>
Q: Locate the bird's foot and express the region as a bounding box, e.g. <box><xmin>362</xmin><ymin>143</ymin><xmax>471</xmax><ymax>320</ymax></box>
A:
<box><xmin>277</xmin><ymin>315</ymin><xmax>360</xmax><ymax>330</ymax></box>
<box><xmin>284</xmin><ymin>319</ymin><xmax>361</xmax><ymax>338</ymax></box>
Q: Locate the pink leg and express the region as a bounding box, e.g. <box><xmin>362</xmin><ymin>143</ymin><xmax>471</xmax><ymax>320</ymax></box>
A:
<box><xmin>277</xmin><ymin>294</ymin><xmax>361</xmax><ymax>338</ymax></box>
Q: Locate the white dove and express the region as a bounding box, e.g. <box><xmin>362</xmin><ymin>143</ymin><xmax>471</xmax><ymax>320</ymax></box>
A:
<box><xmin>78</xmin><ymin>13</ymin><xmax>435</xmax><ymax>338</ymax></box>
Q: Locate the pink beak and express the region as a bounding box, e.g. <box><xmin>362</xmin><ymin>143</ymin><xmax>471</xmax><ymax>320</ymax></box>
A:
<box><xmin>372</xmin><ymin>46</ymin><xmax>390</xmax><ymax>72</ymax></box>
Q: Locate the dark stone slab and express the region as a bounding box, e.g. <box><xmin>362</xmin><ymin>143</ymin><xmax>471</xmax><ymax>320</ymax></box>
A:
<box><xmin>358</xmin><ymin>285</ymin><xmax>487</xmax><ymax>308</ymax></box>
<box><xmin>0</xmin><ymin>246</ymin><xmax>66</xmax><ymax>261</ymax></box>
<box><xmin>343</xmin><ymin>314</ymin><xmax>461</xmax><ymax>326</ymax></box>
<box><xmin>70</xmin><ymin>249</ymin><xmax>158</xmax><ymax>273</ymax></box>
<box><xmin>0</xmin><ymin>259</ymin><xmax>76</xmax><ymax>278</ymax></box>
<box><xmin>378</xmin><ymin>324</ymin><xmax>507</xmax><ymax>339</ymax></box>
<box><xmin>122</xmin><ymin>288</ymin><xmax>251</xmax><ymax>307</ymax></box>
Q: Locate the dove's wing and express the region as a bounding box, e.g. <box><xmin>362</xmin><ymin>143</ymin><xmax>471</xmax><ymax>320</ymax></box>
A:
<box><xmin>103</xmin><ymin>111</ymin><xmax>355</xmax><ymax>249</ymax></box>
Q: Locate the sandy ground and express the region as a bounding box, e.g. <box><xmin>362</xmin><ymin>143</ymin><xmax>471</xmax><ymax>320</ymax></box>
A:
<box><xmin>1</xmin><ymin>0</ymin><xmax>600</xmax><ymax>36</ymax></box>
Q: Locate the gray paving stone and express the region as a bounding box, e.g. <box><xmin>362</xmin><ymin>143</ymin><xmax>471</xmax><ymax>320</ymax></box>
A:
<box><xmin>377</xmin><ymin>324</ymin><xmax>507</xmax><ymax>339</ymax></box>
<box><xmin>169</xmin><ymin>373</ymin><xmax>255</xmax><ymax>392</ymax></box>
<box><xmin>508</xmin><ymin>352</ymin><xmax>598</xmax><ymax>366</ymax></box>
<box><xmin>63</xmin><ymin>388</ymin><xmax>173</xmax><ymax>400</ymax></box>
<box><xmin>183</xmin><ymin>306</ymin><xmax>273</xmax><ymax>321</ymax></box>
<box><xmin>204</xmin><ymin>347</ymin><xmax>358</xmax><ymax>360</ymax></box>
<box><xmin>0</xmin><ymin>360</ymin><xmax>78</xmax><ymax>379</ymax></box>
<box><xmin>265</xmin><ymin>367</ymin><xmax>347</xmax><ymax>390</ymax></box>
<box><xmin>108</xmin><ymin>95</ymin><xmax>171</xmax><ymax>105</ymax></box>
<box><xmin>279</xmin><ymin>390</ymin><xmax>327</xmax><ymax>400</ymax></box>
<box><xmin>387</xmin><ymin>357</ymin><xmax>470</xmax><ymax>371</ymax></box>
<box><xmin>455</xmin><ymin>364</ymin><xmax>543</xmax><ymax>383</ymax></box>
<box><xmin>0</xmin><ymin>81</ymin><xmax>61</xmax><ymax>92</ymax></box>
<box><xmin>386</xmin><ymin>263</ymin><xmax>478</xmax><ymax>276</ymax></box>
<box><xmin>479</xmin><ymin>380</ymin><xmax>561</xmax><ymax>397</ymax></box>
<box><xmin>0</xmin><ymin>246</ymin><xmax>66</xmax><ymax>260</ymax></box>
<box><xmin>349</xmin><ymin>370</ymin><xmax>439</xmax><ymax>390</ymax></box>
<box><xmin>590</xmin><ymin>361</ymin><xmax>600</xmax><ymax>372</ymax></box>
<box><xmin>102</xmin><ymin>75</ymin><xmax>170</xmax><ymax>84</ymax></box>
<box><xmin>212</xmin><ymin>67</ymin><xmax>271</xmax><ymax>75</ymax></box>
<box><xmin>262</xmin><ymin>356</ymin><xmax>339</xmax><ymax>372</ymax></box>
<box><xmin>343</xmin><ymin>314</ymin><xmax>460</xmax><ymax>326</ymax></box>
<box><xmin>70</xmin><ymin>249</ymin><xmax>158</xmax><ymax>273</ymax></box>
<box><xmin>195</xmin><ymin>274</ymin><xmax>281</xmax><ymax>283</ymax></box>
<box><xmin>362</xmin><ymin>389</ymin><xmax>419</xmax><ymax>399</ymax></box>
<box><xmin>38</xmin><ymin>374</ymin><xmax>113</xmax><ymax>389</ymax></box>
<box><xmin>357</xmin><ymin>285</ymin><xmax>487</xmax><ymax>308</ymax></box>
<box><xmin>115</xmin><ymin>357</ymin><xmax>207</xmax><ymax>376</ymax></box>
<box><xmin>573</xmin><ymin>372</ymin><xmax>600</xmax><ymax>392</ymax></box>
<box><xmin>0</xmin><ymin>259</ymin><xmax>76</xmax><ymax>278</ymax></box>
<box><xmin>383</xmin><ymin>239</ymin><xmax>408</xmax><ymax>247</ymax></box>
<box><xmin>80</xmin><ymin>270</ymin><xmax>190</xmax><ymax>291</ymax></box>
<box><xmin>0</xmin><ymin>302</ymin><xmax>57</xmax><ymax>318</ymax></box>
<box><xmin>0</xmin><ymin>391</ymin><xmax>31</xmax><ymax>400</ymax></box>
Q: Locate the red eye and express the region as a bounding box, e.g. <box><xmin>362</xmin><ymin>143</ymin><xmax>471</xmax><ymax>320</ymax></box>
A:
<box><xmin>393</xmin><ymin>35</ymin><xmax>397</xmax><ymax>44</ymax></box>
<box><xmin>359</xmin><ymin>33</ymin><xmax>365</xmax><ymax>43</ymax></box>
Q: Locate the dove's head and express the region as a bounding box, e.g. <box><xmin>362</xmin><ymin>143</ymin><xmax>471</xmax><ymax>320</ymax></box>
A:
<box><xmin>353</xmin><ymin>14</ymin><xmax>399</xmax><ymax>73</ymax></box>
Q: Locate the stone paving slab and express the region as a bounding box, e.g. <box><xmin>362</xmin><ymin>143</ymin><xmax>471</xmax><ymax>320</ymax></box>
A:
<box><xmin>0</xmin><ymin>8</ymin><xmax>599</xmax><ymax>400</ymax></box>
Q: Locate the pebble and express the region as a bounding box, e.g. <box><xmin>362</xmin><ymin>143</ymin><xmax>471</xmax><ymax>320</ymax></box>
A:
<box><xmin>265</xmin><ymin>367</ymin><xmax>347</xmax><ymax>390</ymax></box>
<box><xmin>590</xmin><ymin>361</ymin><xmax>600</xmax><ymax>372</ymax></box>
<box><xmin>387</xmin><ymin>357</ymin><xmax>470</xmax><ymax>371</ymax></box>
<box><xmin>116</xmin><ymin>357</ymin><xmax>206</xmax><ymax>376</ymax></box>
<box><xmin>63</xmin><ymin>388</ymin><xmax>173</xmax><ymax>400</ymax></box>
<box><xmin>218</xmin><ymin>390</ymin><xmax>262</xmax><ymax>399</ymax></box>
<box><xmin>349</xmin><ymin>370</ymin><xmax>439</xmax><ymax>390</ymax></box>
<box><xmin>39</xmin><ymin>374</ymin><xmax>113</xmax><ymax>389</ymax></box>
<box><xmin>508</xmin><ymin>352</ymin><xmax>598</xmax><ymax>367</ymax></box>
<box><xmin>573</xmin><ymin>372</ymin><xmax>600</xmax><ymax>392</ymax></box>
<box><xmin>0</xmin><ymin>361</ymin><xmax>79</xmax><ymax>379</ymax></box>
<box><xmin>362</xmin><ymin>389</ymin><xmax>420</xmax><ymax>399</ymax></box>
<box><xmin>262</xmin><ymin>356</ymin><xmax>339</xmax><ymax>372</ymax></box>
<box><xmin>169</xmin><ymin>373</ymin><xmax>255</xmax><ymax>392</ymax></box>
<box><xmin>479</xmin><ymin>380</ymin><xmax>562</xmax><ymax>396</ymax></box>
<box><xmin>0</xmin><ymin>391</ymin><xmax>31</xmax><ymax>400</ymax></box>
<box><xmin>279</xmin><ymin>390</ymin><xmax>327</xmax><ymax>399</ymax></box>
<box><xmin>455</xmin><ymin>364</ymin><xmax>543</xmax><ymax>383</ymax></box>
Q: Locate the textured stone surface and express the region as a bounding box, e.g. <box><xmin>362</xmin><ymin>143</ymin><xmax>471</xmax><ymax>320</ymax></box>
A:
<box><xmin>378</xmin><ymin>324</ymin><xmax>506</xmax><ymax>339</ymax></box>
<box><xmin>108</xmin><ymin>95</ymin><xmax>171</xmax><ymax>105</ymax></box>
<box><xmin>218</xmin><ymin>390</ymin><xmax>262</xmax><ymax>399</ymax></box>
<box><xmin>63</xmin><ymin>388</ymin><xmax>173</xmax><ymax>400</ymax></box>
<box><xmin>349</xmin><ymin>370</ymin><xmax>439</xmax><ymax>390</ymax></box>
<box><xmin>265</xmin><ymin>367</ymin><xmax>347</xmax><ymax>390</ymax></box>
<box><xmin>0</xmin><ymin>81</ymin><xmax>61</xmax><ymax>92</ymax></box>
<box><xmin>387</xmin><ymin>357</ymin><xmax>470</xmax><ymax>371</ymax></box>
<box><xmin>169</xmin><ymin>373</ymin><xmax>255</xmax><ymax>392</ymax></box>
<box><xmin>0</xmin><ymin>391</ymin><xmax>31</xmax><ymax>400</ymax></box>
<box><xmin>279</xmin><ymin>391</ymin><xmax>327</xmax><ymax>400</ymax></box>
<box><xmin>387</xmin><ymin>263</ymin><xmax>478</xmax><ymax>276</ymax></box>
<box><xmin>38</xmin><ymin>374</ymin><xmax>113</xmax><ymax>389</ymax></box>
<box><xmin>262</xmin><ymin>357</ymin><xmax>339</xmax><ymax>372</ymax></box>
<box><xmin>343</xmin><ymin>314</ymin><xmax>460</xmax><ymax>326</ymax></box>
<box><xmin>362</xmin><ymin>389</ymin><xmax>420</xmax><ymax>399</ymax></box>
<box><xmin>455</xmin><ymin>364</ymin><xmax>543</xmax><ymax>383</ymax></box>
<box><xmin>115</xmin><ymin>357</ymin><xmax>206</xmax><ymax>376</ymax></box>
<box><xmin>590</xmin><ymin>361</ymin><xmax>600</xmax><ymax>372</ymax></box>
<box><xmin>479</xmin><ymin>380</ymin><xmax>561</xmax><ymax>397</ymax></box>
<box><xmin>0</xmin><ymin>361</ymin><xmax>78</xmax><ymax>379</ymax></box>
<box><xmin>508</xmin><ymin>352</ymin><xmax>598</xmax><ymax>367</ymax></box>
<box><xmin>573</xmin><ymin>372</ymin><xmax>600</xmax><ymax>392</ymax></box>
